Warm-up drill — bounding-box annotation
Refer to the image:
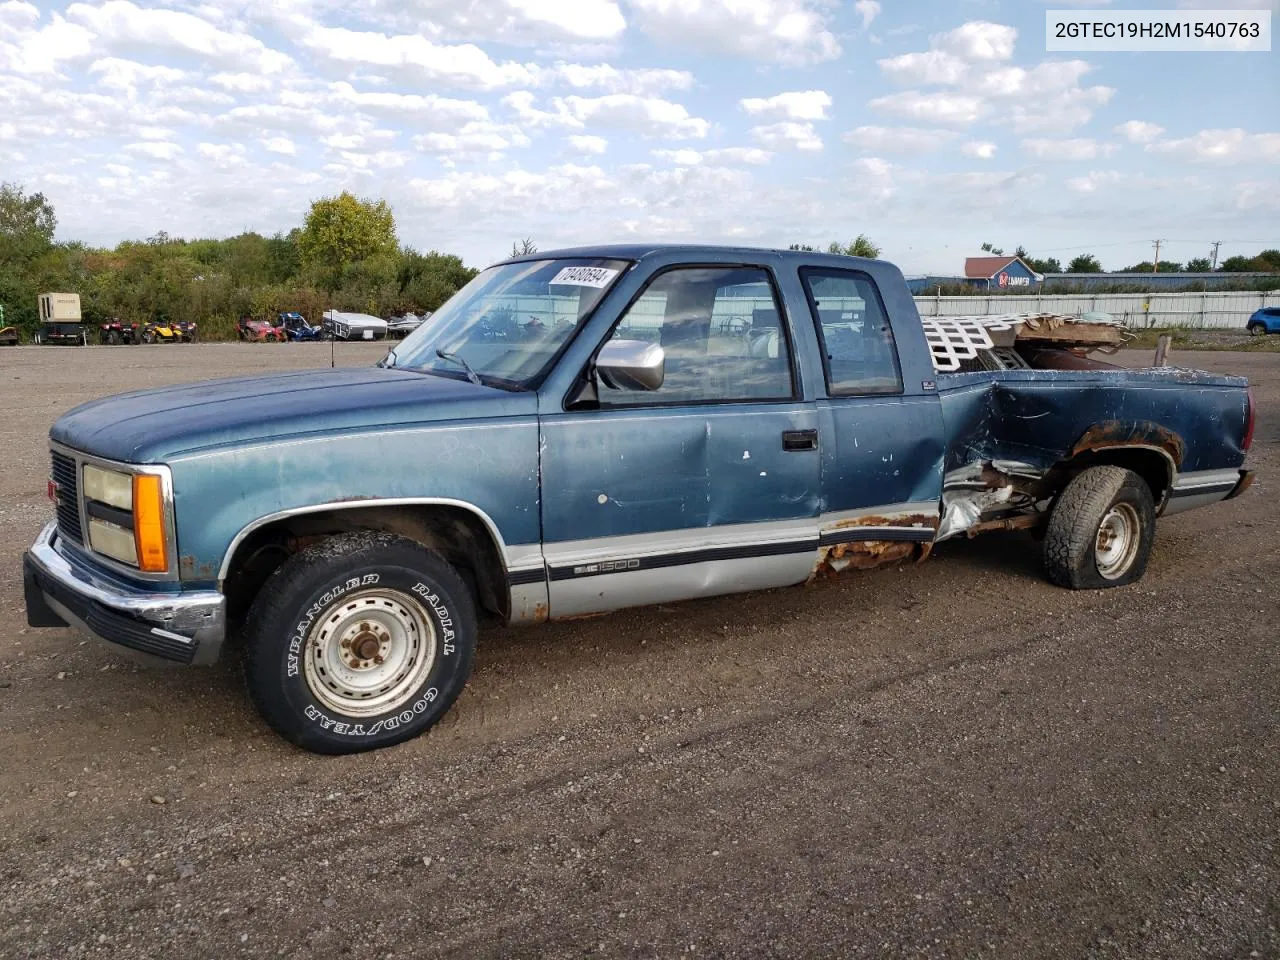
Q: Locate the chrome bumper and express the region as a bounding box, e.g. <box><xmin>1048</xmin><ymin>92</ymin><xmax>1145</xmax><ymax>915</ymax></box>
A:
<box><xmin>23</xmin><ymin>521</ymin><xmax>226</xmax><ymax>665</ymax></box>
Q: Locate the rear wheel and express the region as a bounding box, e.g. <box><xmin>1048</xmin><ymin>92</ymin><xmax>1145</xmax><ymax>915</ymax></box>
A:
<box><xmin>1044</xmin><ymin>466</ymin><xmax>1156</xmax><ymax>589</ymax></box>
<box><xmin>243</xmin><ymin>532</ymin><xmax>477</xmax><ymax>754</ymax></box>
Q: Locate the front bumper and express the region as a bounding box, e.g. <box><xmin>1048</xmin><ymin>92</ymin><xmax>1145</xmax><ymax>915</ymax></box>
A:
<box><xmin>23</xmin><ymin>521</ymin><xmax>226</xmax><ymax>665</ymax></box>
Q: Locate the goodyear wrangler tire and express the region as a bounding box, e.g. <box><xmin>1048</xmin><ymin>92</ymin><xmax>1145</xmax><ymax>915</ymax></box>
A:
<box><xmin>243</xmin><ymin>532</ymin><xmax>477</xmax><ymax>754</ymax></box>
<box><xmin>1043</xmin><ymin>466</ymin><xmax>1156</xmax><ymax>590</ymax></box>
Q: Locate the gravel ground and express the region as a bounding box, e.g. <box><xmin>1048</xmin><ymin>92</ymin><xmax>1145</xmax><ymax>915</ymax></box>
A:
<box><xmin>0</xmin><ymin>343</ymin><xmax>1276</xmax><ymax>960</ymax></box>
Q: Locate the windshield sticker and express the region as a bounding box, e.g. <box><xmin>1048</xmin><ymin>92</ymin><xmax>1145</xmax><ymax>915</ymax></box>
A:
<box><xmin>549</xmin><ymin>266</ymin><xmax>620</xmax><ymax>288</ymax></box>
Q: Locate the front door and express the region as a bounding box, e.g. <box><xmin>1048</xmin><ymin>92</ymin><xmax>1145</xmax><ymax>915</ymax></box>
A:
<box><xmin>539</xmin><ymin>264</ymin><xmax>823</xmax><ymax>617</ymax></box>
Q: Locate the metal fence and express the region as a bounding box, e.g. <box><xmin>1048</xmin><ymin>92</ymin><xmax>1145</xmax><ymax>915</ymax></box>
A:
<box><xmin>912</xmin><ymin>290</ymin><xmax>1279</xmax><ymax>329</ymax></box>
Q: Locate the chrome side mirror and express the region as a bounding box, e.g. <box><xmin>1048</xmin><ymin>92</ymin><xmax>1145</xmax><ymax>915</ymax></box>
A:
<box><xmin>595</xmin><ymin>339</ymin><xmax>665</xmax><ymax>391</ymax></box>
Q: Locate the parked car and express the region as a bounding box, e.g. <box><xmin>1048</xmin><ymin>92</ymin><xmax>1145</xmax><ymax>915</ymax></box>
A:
<box><xmin>1246</xmin><ymin>307</ymin><xmax>1280</xmax><ymax>335</ymax></box>
<box><xmin>386</xmin><ymin>312</ymin><xmax>429</xmax><ymax>339</ymax></box>
<box><xmin>24</xmin><ymin>245</ymin><xmax>1255</xmax><ymax>755</ymax></box>
<box><xmin>0</xmin><ymin>326</ymin><xmax>17</xmax><ymax>346</ymax></box>
<box><xmin>237</xmin><ymin>316</ymin><xmax>286</xmax><ymax>342</ymax></box>
<box><xmin>279</xmin><ymin>312</ymin><xmax>326</xmax><ymax>342</ymax></box>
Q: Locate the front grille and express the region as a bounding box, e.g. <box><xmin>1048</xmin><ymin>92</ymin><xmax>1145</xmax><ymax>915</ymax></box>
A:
<box><xmin>50</xmin><ymin>451</ymin><xmax>83</xmax><ymax>544</ymax></box>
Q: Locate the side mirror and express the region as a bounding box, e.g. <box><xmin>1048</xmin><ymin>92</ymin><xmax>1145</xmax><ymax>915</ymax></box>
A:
<box><xmin>596</xmin><ymin>339</ymin><xmax>665</xmax><ymax>391</ymax></box>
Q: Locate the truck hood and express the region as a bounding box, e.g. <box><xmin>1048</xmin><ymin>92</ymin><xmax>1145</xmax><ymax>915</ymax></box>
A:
<box><xmin>50</xmin><ymin>367</ymin><xmax>533</xmax><ymax>463</ymax></box>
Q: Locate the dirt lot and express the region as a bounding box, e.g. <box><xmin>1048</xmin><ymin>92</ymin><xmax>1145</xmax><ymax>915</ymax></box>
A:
<box><xmin>0</xmin><ymin>343</ymin><xmax>1276</xmax><ymax>959</ymax></box>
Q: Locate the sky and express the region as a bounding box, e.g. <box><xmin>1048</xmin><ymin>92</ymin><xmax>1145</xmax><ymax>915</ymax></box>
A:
<box><xmin>1</xmin><ymin>0</ymin><xmax>1278</xmax><ymax>274</ymax></box>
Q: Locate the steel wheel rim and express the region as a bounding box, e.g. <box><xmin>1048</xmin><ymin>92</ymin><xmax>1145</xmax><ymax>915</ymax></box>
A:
<box><xmin>303</xmin><ymin>588</ymin><xmax>437</xmax><ymax>717</ymax></box>
<box><xmin>1095</xmin><ymin>503</ymin><xmax>1141</xmax><ymax>580</ymax></box>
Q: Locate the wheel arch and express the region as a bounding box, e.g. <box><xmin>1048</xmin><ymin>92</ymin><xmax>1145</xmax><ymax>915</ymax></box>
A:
<box><xmin>1053</xmin><ymin>428</ymin><xmax>1179</xmax><ymax>512</ymax></box>
<box><xmin>220</xmin><ymin>499</ymin><xmax>514</xmax><ymax>625</ymax></box>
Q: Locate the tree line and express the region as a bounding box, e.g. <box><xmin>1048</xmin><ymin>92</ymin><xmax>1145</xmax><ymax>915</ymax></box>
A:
<box><xmin>0</xmin><ymin>182</ymin><xmax>478</xmax><ymax>340</ymax></box>
<box><xmin>980</xmin><ymin>241</ymin><xmax>1280</xmax><ymax>275</ymax></box>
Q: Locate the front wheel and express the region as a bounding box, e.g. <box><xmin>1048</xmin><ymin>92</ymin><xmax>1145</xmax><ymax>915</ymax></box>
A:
<box><xmin>243</xmin><ymin>532</ymin><xmax>477</xmax><ymax>754</ymax></box>
<box><xmin>1044</xmin><ymin>466</ymin><xmax>1156</xmax><ymax>589</ymax></box>
<box><xmin>1247</xmin><ymin>324</ymin><xmax>1266</xmax><ymax>337</ymax></box>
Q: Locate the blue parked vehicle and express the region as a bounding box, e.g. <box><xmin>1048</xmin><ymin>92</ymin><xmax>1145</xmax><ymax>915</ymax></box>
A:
<box><xmin>23</xmin><ymin>245</ymin><xmax>1256</xmax><ymax>753</ymax></box>
<box><xmin>1246</xmin><ymin>306</ymin><xmax>1280</xmax><ymax>336</ymax></box>
<box><xmin>278</xmin><ymin>311</ymin><xmax>325</xmax><ymax>342</ymax></box>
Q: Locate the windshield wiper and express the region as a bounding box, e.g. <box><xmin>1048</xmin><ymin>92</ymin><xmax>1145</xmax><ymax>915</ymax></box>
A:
<box><xmin>435</xmin><ymin>349</ymin><xmax>483</xmax><ymax>386</ymax></box>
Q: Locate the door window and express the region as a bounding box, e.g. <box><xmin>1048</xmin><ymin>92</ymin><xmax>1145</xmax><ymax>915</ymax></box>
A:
<box><xmin>597</xmin><ymin>266</ymin><xmax>795</xmax><ymax>406</ymax></box>
<box><xmin>800</xmin><ymin>268</ymin><xmax>903</xmax><ymax>395</ymax></box>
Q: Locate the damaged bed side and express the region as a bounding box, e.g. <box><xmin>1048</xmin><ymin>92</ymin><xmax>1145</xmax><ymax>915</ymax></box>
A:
<box><xmin>927</xmin><ymin>313</ymin><xmax>1253</xmax><ymax>544</ymax></box>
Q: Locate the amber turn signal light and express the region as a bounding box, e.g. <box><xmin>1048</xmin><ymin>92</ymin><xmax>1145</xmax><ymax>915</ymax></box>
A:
<box><xmin>132</xmin><ymin>474</ymin><xmax>168</xmax><ymax>573</ymax></box>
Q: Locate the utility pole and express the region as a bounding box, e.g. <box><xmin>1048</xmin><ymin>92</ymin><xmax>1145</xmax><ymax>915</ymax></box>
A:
<box><xmin>1152</xmin><ymin>239</ymin><xmax>1165</xmax><ymax>273</ymax></box>
<box><xmin>1210</xmin><ymin>241</ymin><xmax>1221</xmax><ymax>270</ymax></box>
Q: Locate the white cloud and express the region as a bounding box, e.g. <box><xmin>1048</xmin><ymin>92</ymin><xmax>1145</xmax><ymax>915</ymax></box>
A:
<box><xmin>562</xmin><ymin>93</ymin><xmax>709</xmax><ymax>139</ymax></box>
<box><xmin>626</xmin><ymin>0</ymin><xmax>840</xmax><ymax>65</ymax></box>
<box><xmin>844</xmin><ymin>125</ymin><xmax>957</xmax><ymax>153</ymax></box>
<box><xmin>262</xmin><ymin>136</ymin><xmax>296</xmax><ymax>155</ymax></box>
<box><xmin>412</xmin><ymin>122</ymin><xmax>531</xmax><ymax>155</ymax></box>
<box><xmin>568</xmin><ymin>134</ymin><xmax>608</xmax><ymax>154</ymax></box>
<box><xmin>1066</xmin><ymin>170</ymin><xmax>1123</xmax><ymax>193</ymax></box>
<box><xmin>854</xmin><ymin>0</ymin><xmax>881</xmax><ymax>28</ymax></box>
<box><xmin>934</xmin><ymin>21</ymin><xmax>1017</xmax><ymax>61</ymax></box>
<box><xmin>1146</xmin><ymin>128</ymin><xmax>1280</xmax><ymax>163</ymax></box>
<box><xmin>740</xmin><ymin>90</ymin><xmax>831</xmax><ymax>121</ymax></box>
<box><xmin>550</xmin><ymin>63</ymin><xmax>694</xmax><ymax>96</ymax></box>
<box><xmin>750</xmin><ymin>121</ymin><xmax>822</xmax><ymax>152</ymax></box>
<box><xmin>1022</xmin><ymin>137</ymin><xmax>1116</xmax><ymax>160</ymax></box>
<box><xmin>328</xmin><ymin>82</ymin><xmax>490</xmax><ymax>128</ymax></box>
<box><xmin>210</xmin><ymin>71</ymin><xmax>275</xmax><ymax>94</ymax></box>
<box><xmin>298</xmin><ymin>23</ymin><xmax>536</xmax><ymax>89</ymax></box>
<box><xmin>0</xmin><ymin>13</ymin><xmax>94</xmax><ymax>73</ymax></box>
<box><xmin>1115</xmin><ymin>120</ymin><xmax>1165</xmax><ymax>144</ymax></box>
<box><xmin>961</xmin><ymin>140</ymin><xmax>997</xmax><ymax>159</ymax></box>
<box><xmin>197</xmin><ymin>141</ymin><xmax>246</xmax><ymax>168</ymax></box>
<box><xmin>878</xmin><ymin>50</ymin><xmax>968</xmax><ymax>86</ymax></box>
<box><xmin>868</xmin><ymin>91</ymin><xmax>986</xmax><ymax>126</ymax></box>
<box><xmin>353</xmin><ymin>0</ymin><xmax>626</xmax><ymax>46</ymax></box>
<box><xmin>88</xmin><ymin>57</ymin><xmax>187</xmax><ymax>92</ymax></box>
<box><xmin>503</xmin><ymin>91</ymin><xmax>582</xmax><ymax>129</ymax></box>
<box><xmin>0</xmin><ymin>1</ymin><xmax>39</xmax><ymax>28</ymax></box>
<box><xmin>1006</xmin><ymin>86</ymin><xmax>1114</xmax><ymax>134</ymax></box>
<box><xmin>124</xmin><ymin>140</ymin><xmax>182</xmax><ymax>160</ymax></box>
<box><xmin>652</xmin><ymin>148</ymin><xmax>705</xmax><ymax>165</ymax></box>
<box><xmin>67</xmin><ymin>0</ymin><xmax>290</xmax><ymax>73</ymax></box>
<box><xmin>705</xmin><ymin>146</ymin><xmax>772</xmax><ymax>165</ymax></box>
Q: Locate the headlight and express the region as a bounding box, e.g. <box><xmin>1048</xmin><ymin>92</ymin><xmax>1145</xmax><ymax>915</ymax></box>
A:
<box><xmin>80</xmin><ymin>466</ymin><xmax>169</xmax><ymax>573</ymax></box>
<box><xmin>83</xmin><ymin>465</ymin><xmax>132</xmax><ymax>510</ymax></box>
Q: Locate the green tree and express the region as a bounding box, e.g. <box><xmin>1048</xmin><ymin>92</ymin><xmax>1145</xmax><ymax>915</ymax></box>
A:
<box><xmin>827</xmin><ymin>235</ymin><xmax>881</xmax><ymax>258</ymax></box>
<box><xmin>1219</xmin><ymin>255</ymin><xmax>1255</xmax><ymax>272</ymax></box>
<box><xmin>787</xmin><ymin>243</ymin><xmax>817</xmax><ymax>252</ymax></box>
<box><xmin>0</xmin><ymin>181</ymin><xmax>57</xmax><ymax>266</ymax></box>
<box><xmin>1254</xmin><ymin>249</ymin><xmax>1280</xmax><ymax>271</ymax></box>
<box><xmin>299</xmin><ymin>192</ymin><xmax>398</xmax><ymax>293</ymax></box>
<box><xmin>1118</xmin><ymin>260</ymin><xmax>1182</xmax><ymax>273</ymax></box>
<box><xmin>511</xmin><ymin>238</ymin><xmax>537</xmax><ymax>257</ymax></box>
<box><xmin>398</xmin><ymin>250</ymin><xmax>478</xmax><ymax>311</ymax></box>
<box><xmin>1067</xmin><ymin>253</ymin><xmax>1102</xmax><ymax>273</ymax></box>
<box><xmin>980</xmin><ymin>241</ymin><xmax>1005</xmax><ymax>256</ymax></box>
<box><xmin>1184</xmin><ymin>257</ymin><xmax>1212</xmax><ymax>272</ymax></box>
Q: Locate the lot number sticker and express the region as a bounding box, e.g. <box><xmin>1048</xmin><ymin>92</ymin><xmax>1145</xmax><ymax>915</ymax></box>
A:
<box><xmin>549</xmin><ymin>266</ymin><xmax>619</xmax><ymax>288</ymax></box>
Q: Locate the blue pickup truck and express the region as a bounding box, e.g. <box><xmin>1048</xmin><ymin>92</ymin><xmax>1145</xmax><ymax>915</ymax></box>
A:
<box><xmin>24</xmin><ymin>246</ymin><xmax>1256</xmax><ymax>753</ymax></box>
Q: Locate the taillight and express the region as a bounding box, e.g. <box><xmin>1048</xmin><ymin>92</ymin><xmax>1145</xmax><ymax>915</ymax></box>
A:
<box><xmin>1243</xmin><ymin>387</ymin><xmax>1255</xmax><ymax>452</ymax></box>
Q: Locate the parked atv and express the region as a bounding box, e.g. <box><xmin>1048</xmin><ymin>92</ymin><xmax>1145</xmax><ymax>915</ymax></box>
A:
<box><xmin>279</xmin><ymin>312</ymin><xmax>326</xmax><ymax>341</ymax></box>
<box><xmin>238</xmin><ymin>315</ymin><xmax>286</xmax><ymax>342</ymax></box>
<box><xmin>140</xmin><ymin>320</ymin><xmax>197</xmax><ymax>344</ymax></box>
<box><xmin>0</xmin><ymin>326</ymin><xmax>17</xmax><ymax>346</ymax></box>
<box><xmin>99</xmin><ymin>319</ymin><xmax>143</xmax><ymax>344</ymax></box>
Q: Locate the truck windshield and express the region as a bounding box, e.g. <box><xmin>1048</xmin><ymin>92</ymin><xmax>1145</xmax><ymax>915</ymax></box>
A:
<box><xmin>385</xmin><ymin>258</ymin><xmax>630</xmax><ymax>389</ymax></box>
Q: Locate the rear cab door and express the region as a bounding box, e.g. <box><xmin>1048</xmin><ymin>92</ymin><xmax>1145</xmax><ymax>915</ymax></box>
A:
<box><xmin>775</xmin><ymin>257</ymin><xmax>947</xmax><ymax>562</ymax></box>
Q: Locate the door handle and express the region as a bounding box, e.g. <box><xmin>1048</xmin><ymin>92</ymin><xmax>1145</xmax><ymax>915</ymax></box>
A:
<box><xmin>782</xmin><ymin>429</ymin><xmax>818</xmax><ymax>452</ymax></box>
